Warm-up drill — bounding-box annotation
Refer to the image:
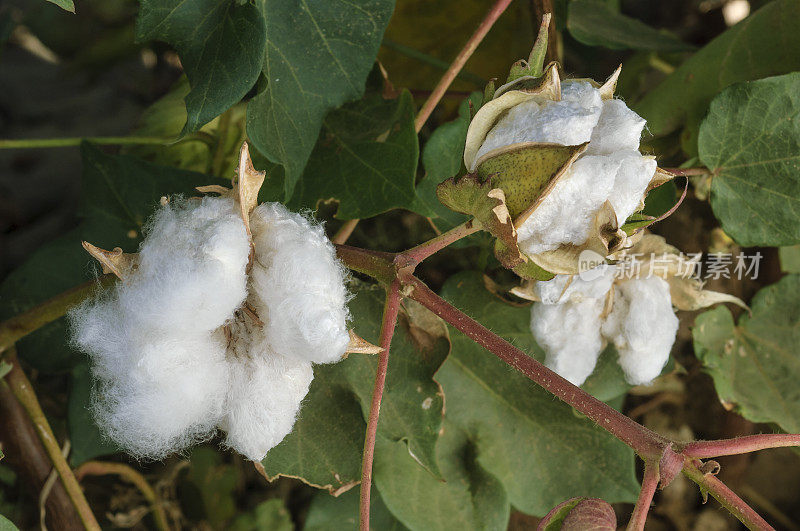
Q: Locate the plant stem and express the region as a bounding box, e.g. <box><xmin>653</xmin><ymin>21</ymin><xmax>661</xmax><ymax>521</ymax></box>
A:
<box><xmin>0</xmin><ymin>275</ymin><xmax>115</xmax><ymax>354</ymax></box>
<box><xmin>333</xmin><ymin>219</ymin><xmax>361</xmax><ymax>245</ymax></box>
<box><xmin>75</xmin><ymin>461</ymin><xmax>171</xmax><ymax>531</ymax></box>
<box><xmin>360</xmin><ymin>280</ymin><xmax>402</xmax><ymax>531</ymax></box>
<box><xmin>0</xmin><ymin>136</ymin><xmax>210</xmax><ymax>149</ymax></box>
<box><xmin>404</xmin><ymin>276</ymin><xmax>669</xmax><ymax>459</ymax></box>
<box><xmin>682</xmin><ymin>434</ymin><xmax>800</xmax><ymax>459</ymax></box>
<box><xmin>682</xmin><ymin>459</ymin><xmax>773</xmax><ymax>530</ymax></box>
<box><xmin>627</xmin><ymin>460</ymin><xmax>659</xmax><ymax>531</ymax></box>
<box><xmin>661</xmin><ymin>167</ymin><xmax>710</xmax><ymax>177</ymax></box>
<box><xmin>3</xmin><ymin>349</ymin><xmax>100</xmax><ymax>530</ymax></box>
<box><xmin>396</xmin><ymin>219</ymin><xmax>481</xmax><ymax>269</ymax></box>
<box><xmin>414</xmin><ymin>0</ymin><xmax>514</xmax><ymax>133</ymax></box>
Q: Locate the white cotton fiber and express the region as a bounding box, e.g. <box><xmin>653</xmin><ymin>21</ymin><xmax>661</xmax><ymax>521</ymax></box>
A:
<box><xmin>248</xmin><ymin>203</ymin><xmax>351</xmax><ymax>365</ymax></box>
<box><xmin>534</xmin><ymin>266</ymin><xmax>616</xmax><ymax>304</ymax></box>
<box><xmin>220</xmin><ymin>345</ymin><xmax>313</xmax><ymax>461</ymax></box>
<box><xmin>70</xmin><ymin>196</ymin><xmax>250</xmax><ymax>459</ymax></box>
<box><xmin>475</xmin><ymin>81</ymin><xmax>603</xmax><ymax>163</ymax></box>
<box><xmin>516</xmin><ymin>155</ymin><xmax>619</xmax><ymax>255</ymax></box>
<box><xmin>607</xmin><ymin>152</ymin><xmax>657</xmax><ymax>225</ymax></box>
<box><xmin>601</xmin><ymin>276</ymin><xmax>678</xmax><ymax>385</ymax></box>
<box><xmin>584</xmin><ymin>99</ymin><xmax>647</xmax><ymax>156</ymax></box>
<box><xmin>531</xmin><ymin>298</ymin><xmax>606</xmax><ymax>386</ymax></box>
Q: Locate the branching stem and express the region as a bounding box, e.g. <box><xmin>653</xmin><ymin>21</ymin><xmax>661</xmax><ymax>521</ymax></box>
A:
<box><xmin>681</xmin><ymin>434</ymin><xmax>800</xmax><ymax>459</ymax></box>
<box><xmin>359</xmin><ymin>280</ymin><xmax>402</xmax><ymax>531</ymax></box>
<box><xmin>627</xmin><ymin>460</ymin><xmax>659</xmax><ymax>531</ymax></box>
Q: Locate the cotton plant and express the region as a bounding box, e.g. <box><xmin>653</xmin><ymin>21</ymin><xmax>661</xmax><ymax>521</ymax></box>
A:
<box><xmin>69</xmin><ymin>144</ymin><xmax>379</xmax><ymax>461</ymax></box>
<box><xmin>436</xmin><ymin>32</ymin><xmax>744</xmax><ymax>388</ymax></box>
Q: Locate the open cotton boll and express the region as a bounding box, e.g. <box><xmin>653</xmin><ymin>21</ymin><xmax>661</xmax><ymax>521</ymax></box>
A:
<box><xmin>531</xmin><ymin>298</ymin><xmax>606</xmax><ymax>386</ymax></box>
<box><xmin>584</xmin><ymin>99</ymin><xmax>647</xmax><ymax>156</ymax></box>
<box><xmin>474</xmin><ymin>81</ymin><xmax>602</xmax><ymax>164</ymax></box>
<box><xmin>516</xmin><ymin>155</ymin><xmax>619</xmax><ymax>255</ymax></box>
<box><xmin>607</xmin><ymin>152</ymin><xmax>657</xmax><ymax>225</ymax></box>
<box><xmin>249</xmin><ymin>202</ymin><xmax>350</xmax><ymax>365</ymax></box>
<box><xmin>601</xmin><ymin>277</ymin><xmax>678</xmax><ymax>385</ymax></box>
<box><xmin>125</xmin><ymin>196</ymin><xmax>250</xmax><ymax>333</ymax></box>
<box><xmin>71</xmin><ymin>298</ymin><xmax>230</xmax><ymax>459</ymax></box>
<box><xmin>220</xmin><ymin>347</ymin><xmax>313</xmax><ymax>461</ymax></box>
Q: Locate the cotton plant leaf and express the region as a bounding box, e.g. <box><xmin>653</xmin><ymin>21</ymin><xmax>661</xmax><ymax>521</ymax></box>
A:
<box><xmin>286</xmin><ymin>89</ymin><xmax>419</xmax><ymax>219</ymax></box>
<box><xmin>135</xmin><ymin>0</ymin><xmax>266</xmax><ymax>134</ymax></box>
<box><xmin>436</xmin><ymin>272</ymin><xmax>638</xmax><ymax>517</ymax></box>
<box><xmin>230</xmin><ymin>499</ymin><xmax>293</xmax><ymax>531</ymax></box>
<box><xmin>693</xmin><ymin>274</ymin><xmax>800</xmax><ymax>432</ymax></box>
<box><xmin>68</xmin><ymin>364</ymin><xmax>119</xmax><ymax>466</ymax></box>
<box><xmin>246</xmin><ymin>0</ymin><xmax>394</xmax><ymax>199</ymax></box>
<box><xmin>0</xmin><ymin>514</ymin><xmax>19</xmax><ymax>531</ymax></box>
<box><xmin>780</xmin><ymin>245</ymin><xmax>800</xmax><ymax>274</ymax></box>
<box><xmin>698</xmin><ymin>73</ymin><xmax>800</xmax><ymax>247</ymax></box>
<box><xmin>261</xmin><ymin>284</ymin><xmax>447</xmax><ymax>491</ymax></box>
<box><xmin>635</xmin><ymin>0</ymin><xmax>800</xmax><ymax>156</ymax></box>
<box><xmin>567</xmin><ymin>0</ymin><xmax>693</xmax><ymax>52</ymax></box>
<box><xmin>305</xmin><ymin>486</ymin><xmax>406</xmax><ymax>531</ymax></box>
<box><xmin>182</xmin><ymin>447</ymin><xmax>240</xmax><ymax>526</ymax></box>
<box><xmin>45</xmin><ymin>0</ymin><xmax>75</xmax><ymax>13</ymax></box>
<box><xmin>374</xmin><ymin>422</ymin><xmax>510</xmax><ymax>531</ymax></box>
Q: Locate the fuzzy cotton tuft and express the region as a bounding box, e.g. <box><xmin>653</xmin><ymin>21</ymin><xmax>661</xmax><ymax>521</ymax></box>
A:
<box><xmin>248</xmin><ymin>203</ymin><xmax>351</xmax><ymax>365</ymax></box>
<box><xmin>70</xmin><ymin>196</ymin><xmax>250</xmax><ymax>459</ymax></box>
<box><xmin>70</xmin><ymin>194</ymin><xmax>353</xmax><ymax>462</ymax></box>
<box><xmin>474</xmin><ymin>79</ymin><xmax>655</xmax><ymax>255</ymax></box>
<box><xmin>530</xmin><ymin>267</ymin><xmax>678</xmax><ymax>387</ymax></box>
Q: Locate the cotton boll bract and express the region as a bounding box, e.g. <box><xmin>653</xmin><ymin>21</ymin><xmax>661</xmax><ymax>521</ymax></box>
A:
<box><xmin>249</xmin><ymin>202</ymin><xmax>351</xmax><ymax>365</ymax></box>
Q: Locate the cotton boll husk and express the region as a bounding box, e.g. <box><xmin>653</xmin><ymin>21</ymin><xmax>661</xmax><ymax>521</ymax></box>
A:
<box><xmin>248</xmin><ymin>202</ymin><xmax>350</xmax><ymax>364</ymax></box>
<box><xmin>531</xmin><ymin>297</ymin><xmax>606</xmax><ymax>386</ymax></box>
<box><xmin>220</xmin><ymin>337</ymin><xmax>313</xmax><ymax>461</ymax></box>
<box><xmin>121</xmin><ymin>196</ymin><xmax>250</xmax><ymax>334</ymax></box>
<box><xmin>534</xmin><ymin>266</ymin><xmax>616</xmax><ymax>304</ymax></box>
<box><xmin>72</xmin><ymin>296</ymin><xmax>230</xmax><ymax>458</ymax></box>
<box><xmin>474</xmin><ymin>81</ymin><xmax>603</xmax><ymax>162</ymax></box>
<box><xmin>601</xmin><ymin>276</ymin><xmax>678</xmax><ymax>385</ymax></box>
<box><xmin>584</xmin><ymin>99</ymin><xmax>647</xmax><ymax>156</ymax></box>
<box><xmin>517</xmin><ymin>155</ymin><xmax>620</xmax><ymax>255</ymax></box>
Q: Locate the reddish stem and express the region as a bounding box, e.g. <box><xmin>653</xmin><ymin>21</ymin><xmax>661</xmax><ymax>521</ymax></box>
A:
<box><xmin>405</xmin><ymin>276</ymin><xmax>669</xmax><ymax>459</ymax></box>
<box><xmin>627</xmin><ymin>461</ymin><xmax>659</xmax><ymax>531</ymax></box>
<box><xmin>683</xmin><ymin>459</ymin><xmax>774</xmax><ymax>530</ymax></box>
<box><xmin>396</xmin><ymin>219</ymin><xmax>480</xmax><ymax>270</ymax></box>
<box><xmin>359</xmin><ymin>280</ymin><xmax>402</xmax><ymax>531</ymax></box>
<box><xmin>660</xmin><ymin>167</ymin><xmax>710</xmax><ymax>176</ymax></box>
<box><xmin>413</xmin><ymin>0</ymin><xmax>514</xmax><ymax>132</ymax></box>
<box><xmin>682</xmin><ymin>434</ymin><xmax>800</xmax><ymax>459</ymax></box>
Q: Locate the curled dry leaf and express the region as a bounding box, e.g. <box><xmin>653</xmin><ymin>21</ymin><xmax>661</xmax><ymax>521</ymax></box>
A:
<box><xmin>344</xmin><ymin>329</ymin><xmax>383</xmax><ymax>355</ymax></box>
<box><xmin>537</xmin><ymin>497</ymin><xmax>616</xmax><ymax>531</ymax></box>
<box><xmin>80</xmin><ymin>242</ymin><xmax>138</xmax><ymax>280</ymax></box>
<box><xmin>402</xmin><ymin>298</ymin><xmax>449</xmax><ymax>352</ymax></box>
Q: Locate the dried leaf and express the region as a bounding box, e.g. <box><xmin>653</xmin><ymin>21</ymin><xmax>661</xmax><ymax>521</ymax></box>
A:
<box><xmin>81</xmin><ymin>242</ymin><xmax>138</xmax><ymax>280</ymax></box>
<box><xmin>344</xmin><ymin>330</ymin><xmax>383</xmax><ymax>355</ymax></box>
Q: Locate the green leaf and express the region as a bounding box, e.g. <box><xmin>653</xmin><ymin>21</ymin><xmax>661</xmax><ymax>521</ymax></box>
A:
<box><xmin>780</xmin><ymin>246</ymin><xmax>800</xmax><ymax>274</ymax></box>
<box><xmin>261</xmin><ymin>283</ymin><xmax>447</xmax><ymax>491</ymax></box>
<box><xmin>246</xmin><ymin>0</ymin><xmax>394</xmax><ymax>199</ymax></box>
<box><xmin>375</xmin><ymin>421</ymin><xmax>509</xmax><ymax>531</ymax></box>
<box><xmin>181</xmin><ymin>447</ymin><xmax>239</xmax><ymax>527</ymax></box>
<box><xmin>412</xmin><ymin>93</ymin><xmax>481</xmax><ymax>232</ymax></box>
<box><xmin>287</xmin><ymin>90</ymin><xmax>419</xmax><ymax>219</ymax></box>
<box><xmin>135</xmin><ymin>0</ymin><xmax>266</xmax><ymax>133</ymax></box>
<box><xmin>698</xmin><ymin>73</ymin><xmax>800</xmax><ymax>246</ymax></box>
<box><xmin>305</xmin><ymin>486</ymin><xmax>406</xmax><ymax>531</ymax></box>
<box><xmin>230</xmin><ymin>499</ymin><xmax>293</xmax><ymax>531</ymax></box>
<box><xmin>693</xmin><ymin>274</ymin><xmax>800</xmax><ymax>432</ymax></box>
<box><xmin>68</xmin><ymin>363</ymin><xmax>119</xmax><ymax>466</ymax></box>
<box><xmin>45</xmin><ymin>0</ymin><xmax>75</xmax><ymax>13</ymax></box>
<box><xmin>567</xmin><ymin>0</ymin><xmax>691</xmax><ymax>52</ymax></box>
<box><xmin>635</xmin><ymin>0</ymin><xmax>800</xmax><ymax>156</ymax></box>
<box><xmin>0</xmin><ymin>514</ymin><xmax>19</xmax><ymax>531</ymax></box>
<box><xmin>437</xmin><ymin>272</ymin><xmax>639</xmax><ymax>516</ymax></box>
